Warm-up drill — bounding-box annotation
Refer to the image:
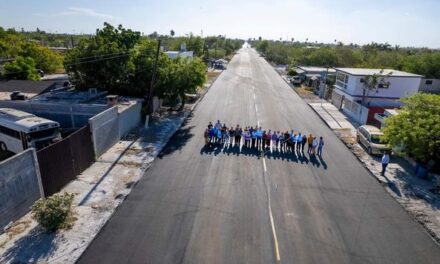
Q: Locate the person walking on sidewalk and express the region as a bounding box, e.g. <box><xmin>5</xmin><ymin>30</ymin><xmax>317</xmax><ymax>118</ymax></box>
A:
<box><xmin>381</xmin><ymin>152</ymin><xmax>390</xmax><ymax>176</ymax></box>
<box><xmin>317</xmin><ymin>137</ymin><xmax>324</xmax><ymax>156</ymax></box>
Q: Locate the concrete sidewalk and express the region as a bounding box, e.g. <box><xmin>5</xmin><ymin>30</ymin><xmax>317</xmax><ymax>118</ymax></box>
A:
<box><xmin>0</xmin><ymin>111</ymin><xmax>190</xmax><ymax>264</ymax></box>
<box><xmin>308</xmin><ymin>101</ymin><xmax>440</xmax><ymax>244</ymax></box>
<box><xmin>309</xmin><ymin>102</ymin><xmax>355</xmax><ymax>130</ymax></box>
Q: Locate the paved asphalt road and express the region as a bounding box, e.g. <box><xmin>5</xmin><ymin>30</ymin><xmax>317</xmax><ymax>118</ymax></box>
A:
<box><xmin>78</xmin><ymin>47</ymin><xmax>440</xmax><ymax>264</ymax></box>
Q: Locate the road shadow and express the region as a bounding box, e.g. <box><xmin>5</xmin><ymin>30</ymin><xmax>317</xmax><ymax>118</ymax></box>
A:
<box><xmin>200</xmin><ymin>144</ymin><xmax>328</xmax><ymax>169</ymax></box>
<box><xmin>393</xmin><ymin>165</ymin><xmax>440</xmax><ymax>209</ymax></box>
<box><xmin>158</xmin><ymin>115</ymin><xmax>195</xmax><ymax>159</ymax></box>
<box><xmin>0</xmin><ymin>226</ymin><xmax>57</xmax><ymax>263</ymax></box>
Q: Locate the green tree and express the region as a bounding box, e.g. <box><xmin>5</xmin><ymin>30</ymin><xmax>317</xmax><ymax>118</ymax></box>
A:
<box><xmin>361</xmin><ymin>69</ymin><xmax>391</xmax><ymax>106</ymax></box>
<box><xmin>3</xmin><ymin>56</ymin><xmax>40</xmax><ymax>80</ymax></box>
<box><xmin>257</xmin><ymin>40</ymin><xmax>269</xmax><ymax>54</ymax></box>
<box><xmin>157</xmin><ymin>57</ymin><xmax>206</xmax><ymax>109</ymax></box>
<box><xmin>21</xmin><ymin>42</ymin><xmax>63</xmax><ymax>72</ymax></box>
<box><xmin>130</xmin><ymin>39</ymin><xmax>171</xmax><ymax>97</ymax></box>
<box><xmin>382</xmin><ymin>93</ymin><xmax>440</xmax><ymax>165</ymax></box>
<box><xmin>64</xmin><ymin>23</ymin><xmax>141</xmax><ymax>94</ymax></box>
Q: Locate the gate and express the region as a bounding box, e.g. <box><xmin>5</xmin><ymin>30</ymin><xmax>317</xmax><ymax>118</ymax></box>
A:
<box><xmin>37</xmin><ymin>125</ymin><xmax>95</xmax><ymax>196</ymax></box>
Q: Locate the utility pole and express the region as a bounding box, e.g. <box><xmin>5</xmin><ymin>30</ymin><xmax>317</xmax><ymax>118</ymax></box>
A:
<box><xmin>70</xmin><ymin>35</ymin><xmax>75</xmax><ymax>48</ymax></box>
<box><xmin>147</xmin><ymin>39</ymin><xmax>162</xmax><ymax>114</ymax></box>
<box><xmin>321</xmin><ymin>66</ymin><xmax>329</xmax><ymax>108</ymax></box>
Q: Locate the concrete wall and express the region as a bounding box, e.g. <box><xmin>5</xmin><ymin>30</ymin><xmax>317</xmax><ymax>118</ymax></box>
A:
<box><xmin>118</xmin><ymin>101</ymin><xmax>142</xmax><ymax>138</ymax></box>
<box><xmin>0</xmin><ymin>149</ymin><xmax>43</xmax><ymax>232</ymax></box>
<box><xmin>342</xmin><ymin>98</ymin><xmax>369</xmax><ymax>125</ymax></box>
<box><xmin>419</xmin><ymin>78</ymin><xmax>440</xmax><ymax>94</ymax></box>
<box><xmin>331</xmin><ymin>89</ymin><xmax>344</xmax><ymax>109</ymax></box>
<box><xmin>89</xmin><ymin>106</ymin><xmax>119</xmax><ymax>157</ymax></box>
<box><xmin>0</xmin><ymin>100</ymin><xmax>108</xmax><ymax>129</ymax></box>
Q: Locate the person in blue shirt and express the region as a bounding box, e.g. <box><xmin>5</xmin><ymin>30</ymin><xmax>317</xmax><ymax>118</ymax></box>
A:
<box><xmin>251</xmin><ymin>129</ymin><xmax>257</xmax><ymax>148</ymax></box>
<box><xmin>296</xmin><ymin>133</ymin><xmax>303</xmax><ymax>152</ymax></box>
<box><xmin>256</xmin><ymin>127</ymin><xmax>263</xmax><ymax>150</ymax></box>
<box><xmin>317</xmin><ymin>136</ymin><xmax>324</xmax><ymax>156</ymax></box>
<box><xmin>289</xmin><ymin>130</ymin><xmax>295</xmax><ymax>153</ymax></box>
<box><xmin>212</xmin><ymin>126</ymin><xmax>218</xmax><ymax>143</ymax></box>
<box><xmin>217</xmin><ymin>129</ymin><xmax>222</xmax><ymax>145</ymax></box>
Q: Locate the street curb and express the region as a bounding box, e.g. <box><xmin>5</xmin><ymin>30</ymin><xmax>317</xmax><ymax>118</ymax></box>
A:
<box><xmin>75</xmin><ymin>67</ymin><xmax>224</xmax><ymax>263</ymax></box>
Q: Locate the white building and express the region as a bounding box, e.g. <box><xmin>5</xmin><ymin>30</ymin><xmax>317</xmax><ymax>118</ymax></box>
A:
<box><xmin>165</xmin><ymin>51</ymin><xmax>194</xmax><ymax>59</ymax></box>
<box><xmin>331</xmin><ymin>68</ymin><xmax>423</xmax><ymax>125</ymax></box>
<box><xmin>419</xmin><ymin>78</ymin><xmax>440</xmax><ymax>94</ymax></box>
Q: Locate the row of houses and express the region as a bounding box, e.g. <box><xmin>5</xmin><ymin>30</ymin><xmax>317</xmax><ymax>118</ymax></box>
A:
<box><xmin>292</xmin><ymin>66</ymin><xmax>439</xmax><ymax>126</ymax></box>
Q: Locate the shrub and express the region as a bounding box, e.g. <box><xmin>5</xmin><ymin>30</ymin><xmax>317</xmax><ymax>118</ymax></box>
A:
<box><xmin>287</xmin><ymin>68</ymin><xmax>298</xmax><ymax>76</ymax></box>
<box><xmin>31</xmin><ymin>192</ymin><xmax>76</xmax><ymax>232</ymax></box>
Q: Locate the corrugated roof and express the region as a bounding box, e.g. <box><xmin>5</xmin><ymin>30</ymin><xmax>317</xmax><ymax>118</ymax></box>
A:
<box><xmin>335</xmin><ymin>68</ymin><xmax>423</xmax><ymax>77</ymax></box>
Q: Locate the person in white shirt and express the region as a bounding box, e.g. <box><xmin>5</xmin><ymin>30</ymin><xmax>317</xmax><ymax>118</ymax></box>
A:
<box><xmin>311</xmin><ymin>137</ymin><xmax>319</xmax><ymax>155</ymax></box>
<box><xmin>381</xmin><ymin>152</ymin><xmax>390</xmax><ymax>176</ymax></box>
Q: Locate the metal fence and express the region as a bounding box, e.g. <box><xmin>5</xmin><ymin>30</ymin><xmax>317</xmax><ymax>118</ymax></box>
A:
<box><xmin>37</xmin><ymin>125</ymin><xmax>95</xmax><ymax>196</ymax></box>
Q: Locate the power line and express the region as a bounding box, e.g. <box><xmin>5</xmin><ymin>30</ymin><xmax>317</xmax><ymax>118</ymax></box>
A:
<box><xmin>63</xmin><ymin>50</ymin><xmax>136</xmax><ymax>64</ymax></box>
<box><xmin>2</xmin><ymin>51</ymin><xmax>136</xmax><ymax>76</ymax></box>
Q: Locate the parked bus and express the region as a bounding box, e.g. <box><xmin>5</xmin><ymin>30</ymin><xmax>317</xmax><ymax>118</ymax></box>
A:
<box><xmin>0</xmin><ymin>108</ymin><xmax>61</xmax><ymax>153</ymax></box>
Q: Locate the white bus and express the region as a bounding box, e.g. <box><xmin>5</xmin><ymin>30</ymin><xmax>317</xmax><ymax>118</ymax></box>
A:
<box><xmin>0</xmin><ymin>108</ymin><xmax>61</xmax><ymax>153</ymax></box>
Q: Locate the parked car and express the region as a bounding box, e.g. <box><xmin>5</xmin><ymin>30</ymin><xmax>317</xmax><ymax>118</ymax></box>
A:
<box><xmin>356</xmin><ymin>125</ymin><xmax>391</xmax><ymax>155</ymax></box>
<box><xmin>290</xmin><ymin>76</ymin><xmax>302</xmax><ymax>85</ymax></box>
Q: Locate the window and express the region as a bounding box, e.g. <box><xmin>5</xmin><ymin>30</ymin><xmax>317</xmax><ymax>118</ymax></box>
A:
<box><xmin>336</xmin><ymin>72</ymin><xmax>347</xmax><ymax>89</ymax></box>
<box><xmin>425</xmin><ymin>80</ymin><xmax>433</xmax><ymax>85</ymax></box>
<box><xmin>0</xmin><ymin>125</ymin><xmax>20</xmax><ymax>139</ymax></box>
<box><xmin>378</xmin><ymin>83</ymin><xmax>389</xmax><ymax>88</ymax></box>
<box><xmin>27</xmin><ymin>128</ymin><xmax>59</xmax><ymax>141</ymax></box>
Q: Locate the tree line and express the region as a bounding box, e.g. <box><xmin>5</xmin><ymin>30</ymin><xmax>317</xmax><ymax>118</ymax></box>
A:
<box><xmin>64</xmin><ymin>23</ymin><xmax>208</xmax><ymax>109</ymax></box>
<box><xmin>1</xmin><ymin>24</ymin><xmax>243</xmax><ymax>109</ymax></box>
<box><xmin>148</xmin><ymin>32</ymin><xmax>244</xmax><ymax>60</ymax></box>
<box><xmin>0</xmin><ymin>27</ymin><xmax>64</xmax><ymax>80</ymax></box>
<box><xmin>251</xmin><ymin>40</ymin><xmax>440</xmax><ymax>79</ymax></box>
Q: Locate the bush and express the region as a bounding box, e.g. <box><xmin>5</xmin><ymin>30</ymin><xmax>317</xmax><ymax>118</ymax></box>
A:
<box><xmin>31</xmin><ymin>192</ymin><xmax>75</xmax><ymax>232</ymax></box>
<box><xmin>287</xmin><ymin>68</ymin><xmax>298</xmax><ymax>76</ymax></box>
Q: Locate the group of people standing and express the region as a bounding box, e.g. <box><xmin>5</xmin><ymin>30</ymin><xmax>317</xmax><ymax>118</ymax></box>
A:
<box><xmin>204</xmin><ymin>120</ymin><xmax>325</xmax><ymax>156</ymax></box>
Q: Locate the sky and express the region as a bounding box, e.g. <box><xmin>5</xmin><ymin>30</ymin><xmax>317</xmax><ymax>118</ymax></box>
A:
<box><xmin>0</xmin><ymin>0</ymin><xmax>439</xmax><ymax>48</ymax></box>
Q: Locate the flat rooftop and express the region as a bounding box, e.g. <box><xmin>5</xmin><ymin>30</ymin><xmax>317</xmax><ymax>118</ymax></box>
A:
<box><xmin>30</xmin><ymin>89</ymin><xmax>108</xmax><ymax>104</ymax></box>
<box><xmin>297</xmin><ymin>66</ymin><xmax>336</xmax><ymax>73</ymax></box>
<box><xmin>335</xmin><ymin>68</ymin><xmax>423</xmax><ymax>77</ymax></box>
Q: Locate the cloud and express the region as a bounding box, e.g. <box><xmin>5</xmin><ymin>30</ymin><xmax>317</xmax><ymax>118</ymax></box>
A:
<box><xmin>33</xmin><ymin>7</ymin><xmax>115</xmax><ymax>19</ymax></box>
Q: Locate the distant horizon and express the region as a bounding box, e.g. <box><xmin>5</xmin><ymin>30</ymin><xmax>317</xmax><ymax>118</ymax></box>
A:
<box><xmin>1</xmin><ymin>0</ymin><xmax>439</xmax><ymax>49</ymax></box>
<box><xmin>4</xmin><ymin>26</ymin><xmax>438</xmax><ymax>50</ymax></box>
